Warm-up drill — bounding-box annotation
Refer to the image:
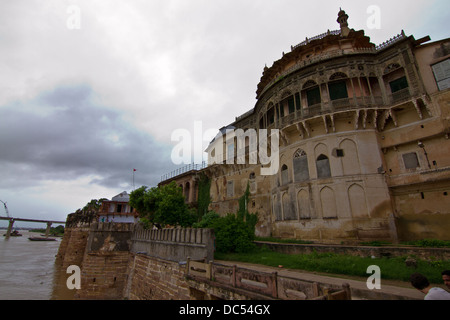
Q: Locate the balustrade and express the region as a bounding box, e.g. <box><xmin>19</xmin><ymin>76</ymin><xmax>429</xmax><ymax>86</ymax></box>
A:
<box><xmin>186</xmin><ymin>260</ymin><xmax>351</xmax><ymax>300</ymax></box>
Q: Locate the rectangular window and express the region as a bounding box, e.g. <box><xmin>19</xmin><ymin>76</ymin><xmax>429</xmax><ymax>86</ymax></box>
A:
<box><xmin>295</xmin><ymin>93</ymin><xmax>301</xmax><ymax>110</ymax></box>
<box><xmin>328</xmin><ymin>81</ymin><xmax>348</xmax><ymax>100</ymax></box>
<box><xmin>227</xmin><ymin>181</ymin><xmax>234</xmax><ymax>198</ymax></box>
<box><xmin>227</xmin><ymin>143</ymin><xmax>234</xmax><ymax>162</ymax></box>
<box><xmin>268</xmin><ymin>108</ymin><xmax>275</xmax><ymax>124</ymax></box>
<box><xmin>288</xmin><ymin>96</ymin><xmax>295</xmax><ymax>114</ymax></box>
<box><xmin>294</xmin><ymin>156</ymin><xmax>310</xmax><ymax>182</ymax></box>
<box><xmin>116</xmin><ymin>204</ymin><xmax>122</xmax><ymax>213</ymax></box>
<box><xmin>432</xmin><ymin>58</ymin><xmax>450</xmax><ymax>91</ymax></box>
<box><xmin>389</xmin><ymin>76</ymin><xmax>409</xmax><ymax>93</ymax></box>
<box><xmin>402</xmin><ymin>152</ymin><xmax>419</xmax><ymax>169</ymax></box>
<box><xmin>306</xmin><ymin>86</ymin><xmax>321</xmax><ymax>106</ymax></box>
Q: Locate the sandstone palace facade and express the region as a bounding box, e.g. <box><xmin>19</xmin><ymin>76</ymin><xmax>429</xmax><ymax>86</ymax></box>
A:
<box><xmin>161</xmin><ymin>10</ymin><xmax>450</xmax><ymax>244</ymax></box>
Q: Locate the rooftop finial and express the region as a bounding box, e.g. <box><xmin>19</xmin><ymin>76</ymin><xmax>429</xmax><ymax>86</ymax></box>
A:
<box><xmin>337</xmin><ymin>8</ymin><xmax>350</xmax><ymax>37</ymax></box>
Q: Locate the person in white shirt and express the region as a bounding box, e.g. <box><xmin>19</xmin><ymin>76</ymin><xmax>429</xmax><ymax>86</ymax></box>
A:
<box><xmin>442</xmin><ymin>270</ymin><xmax>450</xmax><ymax>290</ymax></box>
<box><xmin>410</xmin><ymin>273</ymin><xmax>450</xmax><ymax>300</ymax></box>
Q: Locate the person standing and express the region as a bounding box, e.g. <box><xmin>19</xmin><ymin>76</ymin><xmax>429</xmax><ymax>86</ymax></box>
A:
<box><xmin>410</xmin><ymin>273</ymin><xmax>450</xmax><ymax>300</ymax></box>
<box><xmin>442</xmin><ymin>270</ymin><xmax>450</xmax><ymax>290</ymax></box>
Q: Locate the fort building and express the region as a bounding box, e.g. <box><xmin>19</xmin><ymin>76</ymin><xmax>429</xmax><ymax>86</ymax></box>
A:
<box><xmin>98</xmin><ymin>191</ymin><xmax>139</xmax><ymax>224</ymax></box>
<box><xmin>160</xmin><ymin>9</ymin><xmax>450</xmax><ymax>244</ymax></box>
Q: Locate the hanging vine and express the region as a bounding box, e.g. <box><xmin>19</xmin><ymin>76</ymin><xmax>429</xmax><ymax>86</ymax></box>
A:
<box><xmin>197</xmin><ymin>173</ymin><xmax>211</xmax><ymax>220</ymax></box>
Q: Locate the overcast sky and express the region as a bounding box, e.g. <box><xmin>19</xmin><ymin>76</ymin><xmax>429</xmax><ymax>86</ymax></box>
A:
<box><xmin>0</xmin><ymin>0</ymin><xmax>448</xmax><ymax>226</ymax></box>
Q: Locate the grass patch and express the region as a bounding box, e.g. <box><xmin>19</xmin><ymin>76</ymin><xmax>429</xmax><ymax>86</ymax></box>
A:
<box><xmin>255</xmin><ymin>237</ymin><xmax>314</xmax><ymax>245</ymax></box>
<box><xmin>215</xmin><ymin>247</ymin><xmax>450</xmax><ymax>284</ymax></box>
<box><xmin>400</xmin><ymin>239</ymin><xmax>450</xmax><ymax>248</ymax></box>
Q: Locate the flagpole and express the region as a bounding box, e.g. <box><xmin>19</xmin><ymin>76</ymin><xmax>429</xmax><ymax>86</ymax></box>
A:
<box><xmin>132</xmin><ymin>169</ymin><xmax>136</xmax><ymax>191</ymax></box>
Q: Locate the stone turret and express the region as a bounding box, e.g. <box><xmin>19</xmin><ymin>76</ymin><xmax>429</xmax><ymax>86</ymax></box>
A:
<box><xmin>337</xmin><ymin>8</ymin><xmax>350</xmax><ymax>37</ymax></box>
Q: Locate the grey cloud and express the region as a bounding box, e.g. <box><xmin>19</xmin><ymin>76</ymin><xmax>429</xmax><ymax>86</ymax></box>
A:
<box><xmin>0</xmin><ymin>84</ymin><xmax>174</xmax><ymax>190</ymax></box>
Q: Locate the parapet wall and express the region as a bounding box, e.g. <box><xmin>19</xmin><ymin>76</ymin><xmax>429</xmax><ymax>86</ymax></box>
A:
<box><xmin>53</xmin><ymin>222</ymin><xmax>216</xmax><ymax>300</ymax></box>
<box><xmin>131</xmin><ymin>227</ymin><xmax>215</xmax><ymax>262</ymax></box>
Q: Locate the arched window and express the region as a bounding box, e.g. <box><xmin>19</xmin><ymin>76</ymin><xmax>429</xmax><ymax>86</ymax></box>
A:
<box><xmin>329</xmin><ymin>72</ymin><xmax>348</xmax><ymax>81</ymax></box>
<box><xmin>307</xmin><ymin>86</ymin><xmax>321</xmax><ymax>106</ymax></box>
<box><xmin>282</xmin><ymin>192</ymin><xmax>296</xmax><ymax>220</ymax></box>
<box><xmin>316</xmin><ymin>154</ymin><xmax>331</xmax><ymax>178</ymax></box>
<box><xmin>303</xmin><ymin>80</ymin><xmax>321</xmax><ymax>106</ymax></box>
<box><xmin>281</xmin><ymin>164</ymin><xmax>289</xmax><ymax>185</ymax></box>
<box><xmin>320</xmin><ymin>186</ymin><xmax>337</xmax><ymax>218</ymax></box>
<box><xmin>297</xmin><ymin>189</ymin><xmax>311</xmax><ymax>219</ymax></box>
<box><xmin>185</xmin><ymin>182</ymin><xmax>190</xmax><ymax>202</ymax></box>
<box><xmin>267</xmin><ymin>103</ymin><xmax>275</xmax><ymax>125</ymax></box>
<box><xmin>293</xmin><ymin>149</ymin><xmax>309</xmax><ymax>182</ymax></box>
<box><xmin>348</xmin><ymin>184</ymin><xmax>369</xmax><ymax>218</ymax></box>
<box><xmin>273</xmin><ymin>194</ymin><xmax>282</xmax><ymax>221</ymax></box>
<box><xmin>328</xmin><ymin>80</ymin><xmax>348</xmax><ymax>101</ymax></box>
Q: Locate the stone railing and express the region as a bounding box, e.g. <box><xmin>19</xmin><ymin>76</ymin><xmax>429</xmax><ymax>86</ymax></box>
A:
<box><xmin>291</xmin><ymin>29</ymin><xmax>341</xmax><ymax>51</ymax></box>
<box><xmin>186</xmin><ymin>260</ymin><xmax>351</xmax><ymax>300</ymax></box>
<box><xmin>261</xmin><ymin>31</ymin><xmax>407</xmax><ymax>97</ymax></box>
<box><xmin>131</xmin><ymin>227</ymin><xmax>215</xmax><ymax>262</ymax></box>
<box><xmin>161</xmin><ymin>162</ymin><xmax>207</xmax><ymax>182</ymax></box>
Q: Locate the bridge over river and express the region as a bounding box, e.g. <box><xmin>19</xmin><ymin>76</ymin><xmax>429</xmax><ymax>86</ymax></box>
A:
<box><xmin>1</xmin><ymin>216</ymin><xmax>66</xmax><ymax>240</ymax></box>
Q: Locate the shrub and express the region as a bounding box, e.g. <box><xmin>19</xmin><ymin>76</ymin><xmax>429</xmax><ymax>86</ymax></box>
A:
<box><xmin>213</xmin><ymin>214</ymin><xmax>256</xmax><ymax>253</ymax></box>
<box><xmin>195</xmin><ymin>212</ymin><xmax>256</xmax><ymax>253</ymax></box>
<box><xmin>192</xmin><ymin>211</ymin><xmax>220</xmax><ymax>228</ymax></box>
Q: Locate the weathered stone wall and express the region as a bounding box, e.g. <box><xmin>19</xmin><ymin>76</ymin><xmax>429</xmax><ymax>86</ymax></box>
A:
<box><xmin>124</xmin><ymin>253</ymin><xmax>191</xmax><ymax>300</ymax></box>
<box><xmin>55</xmin><ymin>226</ymin><xmax>91</xmax><ymax>270</ymax></box>
<box><xmin>77</xmin><ymin>251</ymin><xmax>130</xmax><ymax>300</ymax></box>
<box><xmin>75</xmin><ymin>223</ymin><xmax>133</xmax><ymax>300</ymax></box>
<box><xmin>255</xmin><ymin>241</ymin><xmax>450</xmax><ymax>260</ymax></box>
<box><xmin>53</xmin><ymin>213</ymin><xmax>98</xmax><ymax>300</ymax></box>
<box><xmin>54</xmin><ymin>223</ymin><xmax>216</xmax><ymax>300</ymax></box>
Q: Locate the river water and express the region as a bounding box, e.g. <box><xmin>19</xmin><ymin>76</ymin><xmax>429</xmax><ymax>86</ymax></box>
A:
<box><xmin>0</xmin><ymin>230</ymin><xmax>63</xmax><ymax>300</ymax></box>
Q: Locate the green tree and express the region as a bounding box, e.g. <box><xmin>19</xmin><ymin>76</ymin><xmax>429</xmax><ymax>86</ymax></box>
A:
<box><xmin>76</xmin><ymin>198</ymin><xmax>108</xmax><ymax>214</ymax></box>
<box><xmin>212</xmin><ymin>214</ymin><xmax>256</xmax><ymax>253</ymax></box>
<box><xmin>130</xmin><ymin>182</ymin><xmax>196</xmax><ymax>228</ymax></box>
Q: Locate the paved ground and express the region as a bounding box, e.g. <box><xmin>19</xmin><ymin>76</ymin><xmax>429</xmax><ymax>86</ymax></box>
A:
<box><xmin>216</xmin><ymin>260</ymin><xmax>426</xmax><ymax>300</ymax></box>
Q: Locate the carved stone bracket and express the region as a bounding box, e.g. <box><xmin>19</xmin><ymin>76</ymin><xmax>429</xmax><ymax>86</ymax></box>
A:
<box><xmin>300</xmin><ymin>121</ymin><xmax>311</xmax><ymax>138</ymax></box>
<box><xmin>322</xmin><ymin>115</ymin><xmax>329</xmax><ymax>134</ymax></box>
<box><xmin>389</xmin><ymin>109</ymin><xmax>398</xmax><ymax>127</ymax></box>
<box><xmin>412</xmin><ymin>99</ymin><xmax>423</xmax><ymax>119</ymax></box>
<box><xmin>330</xmin><ymin>114</ymin><xmax>336</xmax><ymax>132</ymax></box>
<box><xmin>354</xmin><ymin>110</ymin><xmax>360</xmax><ymax>130</ymax></box>
<box><xmin>372</xmin><ymin>110</ymin><xmax>379</xmax><ymax>130</ymax></box>
<box><xmin>295</xmin><ymin>122</ymin><xmax>306</xmax><ymax>138</ymax></box>
<box><xmin>421</xmin><ymin>95</ymin><xmax>433</xmax><ymax>117</ymax></box>
<box><xmin>362</xmin><ymin>110</ymin><xmax>369</xmax><ymax>129</ymax></box>
<box><xmin>380</xmin><ymin>109</ymin><xmax>390</xmax><ymax>131</ymax></box>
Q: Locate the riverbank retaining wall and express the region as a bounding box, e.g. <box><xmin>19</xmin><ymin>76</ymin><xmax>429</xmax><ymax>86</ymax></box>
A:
<box><xmin>53</xmin><ymin>222</ymin><xmax>216</xmax><ymax>300</ymax></box>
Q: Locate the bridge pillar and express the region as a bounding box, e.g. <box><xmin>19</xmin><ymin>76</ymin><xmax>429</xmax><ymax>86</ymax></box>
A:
<box><xmin>45</xmin><ymin>222</ymin><xmax>52</xmax><ymax>237</ymax></box>
<box><xmin>5</xmin><ymin>219</ymin><xmax>14</xmax><ymax>240</ymax></box>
